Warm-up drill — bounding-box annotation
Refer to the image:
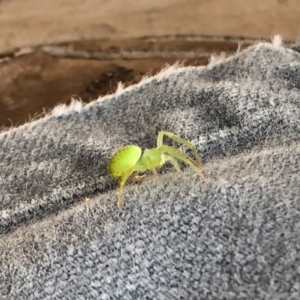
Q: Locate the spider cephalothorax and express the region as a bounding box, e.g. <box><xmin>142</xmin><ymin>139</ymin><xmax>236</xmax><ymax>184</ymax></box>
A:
<box><xmin>108</xmin><ymin>131</ymin><xmax>205</xmax><ymax>207</ymax></box>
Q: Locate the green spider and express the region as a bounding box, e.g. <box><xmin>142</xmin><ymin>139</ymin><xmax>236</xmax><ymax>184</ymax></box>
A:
<box><xmin>108</xmin><ymin>131</ymin><xmax>205</xmax><ymax>207</ymax></box>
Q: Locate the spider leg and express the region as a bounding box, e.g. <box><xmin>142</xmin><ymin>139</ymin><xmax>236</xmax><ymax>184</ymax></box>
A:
<box><xmin>146</xmin><ymin>156</ymin><xmax>160</xmax><ymax>180</ymax></box>
<box><xmin>160</xmin><ymin>145</ymin><xmax>205</xmax><ymax>181</ymax></box>
<box><xmin>157</xmin><ymin>131</ymin><xmax>202</xmax><ymax>167</ymax></box>
<box><xmin>164</xmin><ymin>154</ymin><xmax>181</xmax><ymax>172</ymax></box>
<box><xmin>116</xmin><ymin>168</ymin><xmax>135</xmax><ymax>207</ymax></box>
<box><xmin>116</xmin><ymin>155</ymin><xmax>161</xmax><ymax>207</ymax></box>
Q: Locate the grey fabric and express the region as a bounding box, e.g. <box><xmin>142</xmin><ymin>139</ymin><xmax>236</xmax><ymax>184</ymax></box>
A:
<box><xmin>1</xmin><ymin>40</ymin><xmax>300</xmax><ymax>299</ymax></box>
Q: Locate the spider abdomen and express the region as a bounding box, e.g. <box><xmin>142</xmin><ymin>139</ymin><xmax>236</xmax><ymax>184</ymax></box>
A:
<box><xmin>108</xmin><ymin>145</ymin><xmax>142</xmax><ymax>178</ymax></box>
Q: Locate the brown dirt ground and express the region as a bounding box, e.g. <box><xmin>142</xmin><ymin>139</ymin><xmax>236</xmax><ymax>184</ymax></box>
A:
<box><xmin>0</xmin><ymin>37</ymin><xmax>253</xmax><ymax>128</ymax></box>
<box><xmin>1</xmin><ymin>0</ymin><xmax>300</xmax><ymax>53</ymax></box>
<box><xmin>0</xmin><ymin>0</ymin><xmax>300</xmax><ymax>129</ymax></box>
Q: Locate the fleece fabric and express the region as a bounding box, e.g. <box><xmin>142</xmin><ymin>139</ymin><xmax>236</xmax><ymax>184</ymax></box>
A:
<box><xmin>1</xmin><ymin>38</ymin><xmax>300</xmax><ymax>299</ymax></box>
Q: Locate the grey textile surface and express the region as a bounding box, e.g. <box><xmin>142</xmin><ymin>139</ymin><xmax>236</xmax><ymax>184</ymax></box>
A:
<box><xmin>1</xmin><ymin>38</ymin><xmax>300</xmax><ymax>299</ymax></box>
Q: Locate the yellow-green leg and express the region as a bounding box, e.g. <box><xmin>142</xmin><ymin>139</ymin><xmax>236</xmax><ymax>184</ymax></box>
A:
<box><xmin>157</xmin><ymin>131</ymin><xmax>202</xmax><ymax>167</ymax></box>
<box><xmin>117</xmin><ymin>169</ymin><xmax>134</xmax><ymax>207</ymax></box>
<box><xmin>160</xmin><ymin>145</ymin><xmax>205</xmax><ymax>181</ymax></box>
<box><xmin>146</xmin><ymin>156</ymin><xmax>160</xmax><ymax>180</ymax></box>
<box><xmin>165</xmin><ymin>155</ymin><xmax>181</xmax><ymax>173</ymax></box>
